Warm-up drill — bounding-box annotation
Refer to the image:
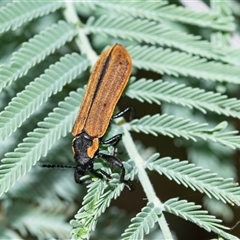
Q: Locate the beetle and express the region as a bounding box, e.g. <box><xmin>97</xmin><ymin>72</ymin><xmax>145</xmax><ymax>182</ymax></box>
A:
<box><xmin>41</xmin><ymin>44</ymin><xmax>134</xmax><ymax>191</ymax></box>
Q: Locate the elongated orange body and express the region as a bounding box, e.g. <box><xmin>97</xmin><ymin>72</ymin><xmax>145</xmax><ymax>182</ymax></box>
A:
<box><xmin>71</xmin><ymin>44</ymin><xmax>134</xmax><ymax>191</ymax></box>
<box><xmin>72</xmin><ymin>44</ymin><xmax>132</xmax><ymax>138</ymax></box>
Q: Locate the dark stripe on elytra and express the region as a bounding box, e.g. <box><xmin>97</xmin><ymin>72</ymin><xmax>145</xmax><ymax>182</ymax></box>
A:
<box><xmin>87</xmin><ymin>46</ymin><xmax>116</xmax><ymax>114</ymax></box>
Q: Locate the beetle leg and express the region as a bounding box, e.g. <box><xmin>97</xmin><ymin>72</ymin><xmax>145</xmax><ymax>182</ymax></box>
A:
<box><xmin>98</xmin><ymin>169</ymin><xmax>112</xmax><ymax>179</ymax></box>
<box><xmin>97</xmin><ymin>153</ymin><xmax>134</xmax><ymax>191</ymax></box>
<box><xmin>101</xmin><ymin>134</ymin><xmax>122</xmax><ymax>147</ymax></box>
<box><xmin>101</xmin><ymin>134</ymin><xmax>122</xmax><ymax>156</ymax></box>
<box><xmin>75</xmin><ymin>164</ymin><xmax>106</xmax><ymax>184</ymax></box>
<box><xmin>111</xmin><ymin>107</ymin><xmax>134</xmax><ymax>121</ymax></box>
<box><xmin>74</xmin><ymin>165</ymin><xmax>86</xmax><ymax>184</ymax></box>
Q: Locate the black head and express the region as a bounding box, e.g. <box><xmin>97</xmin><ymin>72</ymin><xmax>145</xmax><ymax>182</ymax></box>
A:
<box><xmin>72</xmin><ymin>132</ymin><xmax>93</xmax><ymax>167</ymax></box>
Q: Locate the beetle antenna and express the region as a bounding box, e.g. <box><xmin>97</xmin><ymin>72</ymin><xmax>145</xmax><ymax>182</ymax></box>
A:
<box><xmin>38</xmin><ymin>164</ymin><xmax>76</xmax><ymax>169</ymax></box>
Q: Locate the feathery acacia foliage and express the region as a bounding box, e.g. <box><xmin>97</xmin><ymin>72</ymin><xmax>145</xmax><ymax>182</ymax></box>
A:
<box><xmin>0</xmin><ymin>1</ymin><xmax>64</xmax><ymax>34</ymax></box>
<box><xmin>164</xmin><ymin>198</ymin><xmax>239</xmax><ymax>240</ymax></box>
<box><xmin>0</xmin><ymin>53</ymin><xmax>89</xmax><ymax>140</ymax></box>
<box><xmin>87</xmin><ymin>16</ymin><xmax>238</xmax><ymax>64</ymax></box>
<box><xmin>130</xmin><ymin>114</ymin><xmax>240</xmax><ymax>149</ymax></box>
<box><xmin>80</xmin><ymin>1</ymin><xmax>235</xmax><ymax>31</ymax></box>
<box><xmin>147</xmin><ymin>153</ymin><xmax>240</xmax><ymax>205</ymax></box>
<box><xmin>0</xmin><ymin>21</ymin><xmax>77</xmax><ymax>91</ymax></box>
<box><xmin>0</xmin><ymin>89</ymin><xmax>84</xmax><ymax>195</ymax></box>
<box><xmin>0</xmin><ymin>1</ymin><xmax>240</xmax><ymax>240</ymax></box>
<box><xmin>121</xmin><ymin>202</ymin><xmax>161</xmax><ymax>240</ymax></box>
<box><xmin>127</xmin><ymin>77</ymin><xmax>240</xmax><ymax>118</ymax></box>
<box><xmin>70</xmin><ymin>179</ymin><xmax>124</xmax><ymax>239</ymax></box>
<box><xmin>6</xmin><ymin>201</ymin><xmax>72</xmax><ymax>239</ymax></box>
<box><xmin>127</xmin><ymin>45</ymin><xmax>240</xmax><ymax>83</ymax></box>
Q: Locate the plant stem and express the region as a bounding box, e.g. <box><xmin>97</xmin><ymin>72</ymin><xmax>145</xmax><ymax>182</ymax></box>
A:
<box><xmin>64</xmin><ymin>2</ymin><xmax>172</xmax><ymax>238</ymax></box>
<box><xmin>122</xmin><ymin>123</ymin><xmax>173</xmax><ymax>239</ymax></box>
<box><xmin>63</xmin><ymin>1</ymin><xmax>97</xmax><ymax>65</ymax></box>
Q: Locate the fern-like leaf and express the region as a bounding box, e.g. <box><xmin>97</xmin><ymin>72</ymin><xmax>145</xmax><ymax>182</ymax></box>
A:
<box><xmin>0</xmin><ymin>227</ymin><xmax>21</xmax><ymax>239</ymax></box>
<box><xmin>126</xmin><ymin>78</ymin><xmax>240</xmax><ymax>118</ymax></box>
<box><xmin>147</xmin><ymin>153</ymin><xmax>240</xmax><ymax>205</ymax></box>
<box><xmin>71</xmin><ymin>162</ymin><xmax>135</xmax><ymax>239</ymax></box>
<box><xmin>0</xmin><ymin>1</ymin><xmax>64</xmax><ymax>34</ymax></box>
<box><xmin>121</xmin><ymin>202</ymin><xmax>161</xmax><ymax>240</ymax></box>
<box><xmin>0</xmin><ymin>89</ymin><xmax>84</xmax><ymax>196</ymax></box>
<box><xmin>0</xmin><ymin>21</ymin><xmax>77</xmax><ymax>91</ymax></box>
<box><xmin>225</xmin><ymin>47</ymin><xmax>240</xmax><ymax>66</ymax></box>
<box><xmin>127</xmin><ymin>45</ymin><xmax>240</xmax><ymax>84</ymax></box>
<box><xmin>164</xmin><ymin>198</ymin><xmax>238</xmax><ymax>240</ymax></box>
<box><xmin>130</xmin><ymin>114</ymin><xmax>240</xmax><ymax>149</ymax></box>
<box><xmin>87</xmin><ymin>16</ymin><xmax>232</xmax><ymax>62</ymax></box>
<box><xmin>71</xmin><ymin>178</ymin><xmax>124</xmax><ymax>239</ymax></box>
<box><xmin>71</xmin><ymin>180</ymin><xmax>106</xmax><ymax>239</ymax></box>
<box><xmin>7</xmin><ymin>148</ymin><xmax>80</xmax><ymax>207</ymax></box>
<box><xmin>0</xmin><ymin>53</ymin><xmax>89</xmax><ymax>140</ymax></box>
<box><xmin>0</xmin><ymin>65</ymin><xmax>13</xmax><ymax>90</ymax></box>
<box><xmin>6</xmin><ymin>201</ymin><xmax>71</xmax><ymax>239</ymax></box>
<box><xmin>79</xmin><ymin>1</ymin><xmax>234</xmax><ymax>31</ymax></box>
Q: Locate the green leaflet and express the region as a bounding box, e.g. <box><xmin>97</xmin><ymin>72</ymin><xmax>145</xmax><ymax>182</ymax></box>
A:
<box><xmin>130</xmin><ymin>114</ymin><xmax>240</xmax><ymax>149</ymax></box>
<box><xmin>79</xmin><ymin>1</ymin><xmax>234</xmax><ymax>31</ymax></box>
<box><xmin>126</xmin><ymin>78</ymin><xmax>240</xmax><ymax>118</ymax></box>
<box><xmin>0</xmin><ymin>1</ymin><xmax>64</xmax><ymax>34</ymax></box>
<box><xmin>164</xmin><ymin>198</ymin><xmax>238</xmax><ymax>240</ymax></box>
<box><xmin>0</xmin><ymin>89</ymin><xmax>84</xmax><ymax>195</ymax></box>
<box><xmin>0</xmin><ymin>21</ymin><xmax>78</xmax><ymax>91</ymax></box>
<box><xmin>0</xmin><ymin>53</ymin><xmax>89</xmax><ymax>140</ymax></box>
<box><xmin>147</xmin><ymin>153</ymin><xmax>240</xmax><ymax>205</ymax></box>
<box><xmin>128</xmin><ymin>45</ymin><xmax>240</xmax><ymax>84</ymax></box>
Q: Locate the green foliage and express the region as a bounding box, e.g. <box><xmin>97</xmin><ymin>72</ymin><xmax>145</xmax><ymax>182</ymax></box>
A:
<box><xmin>70</xmin><ymin>179</ymin><xmax>119</xmax><ymax>239</ymax></box>
<box><xmin>127</xmin><ymin>77</ymin><xmax>240</xmax><ymax>117</ymax></box>
<box><xmin>0</xmin><ymin>89</ymin><xmax>84</xmax><ymax>195</ymax></box>
<box><xmin>127</xmin><ymin>45</ymin><xmax>240</xmax><ymax>83</ymax></box>
<box><xmin>121</xmin><ymin>202</ymin><xmax>161</xmax><ymax>240</ymax></box>
<box><xmin>0</xmin><ymin>1</ymin><xmax>64</xmax><ymax>33</ymax></box>
<box><xmin>0</xmin><ymin>1</ymin><xmax>240</xmax><ymax>240</ymax></box>
<box><xmin>0</xmin><ymin>53</ymin><xmax>89</xmax><ymax>140</ymax></box>
<box><xmin>147</xmin><ymin>153</ymin><xmax>240</xmax><ymax>205</ymax></box>
<box><xmin>70</xmin><ymin>162</ymin><xmax>135</xmax><ymax>239</ymax></box>
<box><xmin>130</xmin><ymin>114</ymin><xmax>240</xmax><ymax>149</ymax></box>
<box><xmin>80</xmin><ymin>1</ymin><xmax>234</xmax><ymax>31</ymax></box>
<box><xmin>164</xmin><ymin>198</ymin><xmax>238</xmax><ymax>240</ymax></box>
<box><xmin>0</xmin><ymin>21</ymin><xmax>77</xmax><ymax>91</ymax></box>
<box><xmin>87</xmin><ymin>15</ymin><xmax>239</xmax><ymax>64</ymax></box>
<box><xmin>6</xmin><ymin>201</ymin><xmax>72</xmax><ymax>239</ymax></box>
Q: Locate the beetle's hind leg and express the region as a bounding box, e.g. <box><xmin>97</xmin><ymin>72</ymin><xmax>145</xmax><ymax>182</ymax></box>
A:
<box><xmin>74</xmin><ymin>165</ymin><xmax>87</xmax><ymax>184</ymax></box>
<box><xmin>97</xmin><ymin>152</ymin><xmax>134</xmax><ymax>191</ymax></box>
<box><xmin>75</xmin><ymin>164</ymin><xmax>111</xmax><ymax>185</ymax></box>
<box><xmin>111</xmin><ymin>107</ymin><xmax>134</xmax><ymax>121</ymax></box>
<box><xmin>101</xmin><ymin>134</ymin><xmax>122</xmax><ymax>156</ymax></box>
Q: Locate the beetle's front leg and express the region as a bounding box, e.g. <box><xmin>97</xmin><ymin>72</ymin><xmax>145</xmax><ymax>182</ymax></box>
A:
<box><xmin>74</xmin><ymin>165</ymin><xmax>86</xmax><ymax>184</ymax></box>
<box><xmin>101</xmin><ymin>134</ymin><xmax>122</xmax><ymax>148</ymax></box>
<box><xmin>97</xmin><ymin>153</ymin><xmax>134</xmax><ymax>191</ymax></box>
<box><xmin>101</xmin><ymin>134</ymin><xmax>122</xmax><ymax>156</ymax></box>
<box><xmin>75</xmin><ymin>163</ymin><xmax>110</xmax><ymax>185</ymax></box>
